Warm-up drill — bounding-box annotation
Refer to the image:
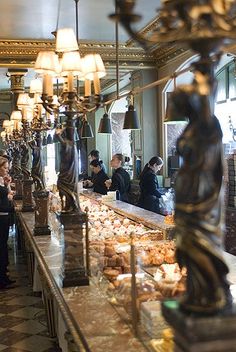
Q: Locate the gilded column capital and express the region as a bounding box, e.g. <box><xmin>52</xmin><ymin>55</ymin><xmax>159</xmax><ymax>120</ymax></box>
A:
<box><xmin>7</xmin><ymin>68</ymin><xmax>28</xmax><ymax>93</ymax></box>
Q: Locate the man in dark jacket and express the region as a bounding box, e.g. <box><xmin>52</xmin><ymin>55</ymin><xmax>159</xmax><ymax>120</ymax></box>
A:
<box><xmin>105</xmin><ymin>153</ymin><xmax>131</xmax><ymax>202</ymax></box>
<box><xmin>86</xmin><ymin>160</ymin><xmax>109</xmax><ymax>195</ymax></box>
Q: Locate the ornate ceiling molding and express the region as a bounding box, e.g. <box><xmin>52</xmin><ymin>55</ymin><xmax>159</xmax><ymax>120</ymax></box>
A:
<box><xmin>0</xmin><ymin>39</ymin><xmax>156</xmax><ymax>69</ymax></box>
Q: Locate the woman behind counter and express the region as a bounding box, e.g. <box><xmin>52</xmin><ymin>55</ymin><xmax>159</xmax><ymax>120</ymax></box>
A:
<box><xmin>138</xmin><ymin>156</ymin><xmax>163</xmax><ymax>213</ymax></box>
<box><xmin>105</xmin><ymin>153</ymin><xmax>131</xmax><ymax>202</ymax></box>
<box><xmin>85</xmin><ymin>159</ymin><xmax>109</xmax><ymax>195</ymax></box>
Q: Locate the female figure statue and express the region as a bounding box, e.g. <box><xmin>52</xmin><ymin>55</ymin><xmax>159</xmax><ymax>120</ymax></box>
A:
<box><xmin>56</xmin><ymin>117</ymin><xmax>80</xmax><ymax>213</ymax></box>
<box><xmin>29</xmin><ymin>132</ymin><xmax>45</xmax><ymax>191</ymax></box>
<box><xmin>170</xmin><ymin>61</ymin><xmax>232</xmax><ymax>314</ymax></box>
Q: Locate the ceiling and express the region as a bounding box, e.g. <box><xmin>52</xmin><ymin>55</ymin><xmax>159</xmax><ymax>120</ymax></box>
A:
<box><xmin>0</xmin><ymin>0</ymin><xmax>160</xmax><ymax>42</ymax></box>
<box><xmin>0</xmin><ymin>1</ymin><xmax>162</xmax><ymax>92</ymax></box>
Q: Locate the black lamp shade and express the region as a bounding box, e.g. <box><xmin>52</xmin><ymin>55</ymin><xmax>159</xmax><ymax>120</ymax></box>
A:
<box><xmin>46</xmin><ymin>134</ymin><xmax>53</xmax><ymax>144</ymax></box>
<box><xmin>164</xmin><ymin>94</ymin><xmax>189</xmax><ymax>124</ymax></box>
<box><xmin>42</xmin><ymin>135</ymin><xmax>47</xmax><ymax>146</ymax></box>
<box><xmin>98</xmin><ymin>113</ymin><xmax>112</xmax><ymax>134</ymax></box>
<box><xmin>81</xmin><ymin>121</ymin><xmax>94</xmax><ymax>138</ymax></box>
<box><xmin>123</xmin><ymin>105</ymin><xmax>140</xmax><ymax>129</ymax></box>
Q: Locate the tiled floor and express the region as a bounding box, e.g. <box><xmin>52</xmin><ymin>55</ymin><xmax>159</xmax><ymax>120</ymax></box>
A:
<box><xmin>0</xmin><ymin>230</ymin><xmax>61</xmax><ymax>352</ymax></box>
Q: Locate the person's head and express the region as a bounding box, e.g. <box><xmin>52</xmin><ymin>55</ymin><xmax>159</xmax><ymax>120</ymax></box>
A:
<box><xmin>148</xmin><ymin>156</ymin><xmax>163</xmax><ymax>174</ymax></box>
<box><xmin>88</xmin><ymin>149</ymin><xmax>100</xmax><ymax>161</ymax></box>
<box><xmin>0</xmin><ymin>156</ymin><xmax>9</xmax><ymax>178</ymax></box>
<box><xmin>90</xmin><ymin>159</ymin><xmax>102</xmax><ymax>174</ymax></box>
<box><xmin>110</xmin><ymin>153</ymin><xmax>124</xmax><ymax>169</ymax></box>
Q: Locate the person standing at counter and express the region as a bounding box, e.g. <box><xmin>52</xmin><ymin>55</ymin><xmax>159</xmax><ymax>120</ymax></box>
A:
<box><xmin>88</xmin><ymin>149</ymin><xmax>106</xmax><ymax>174</ymax></box>
<box><xmin>86</xmin><ymin>160</ymin><xmax>109</xmax><ymax>195</ymax></box>
<box><xmin>105</xmin><ymin>153</ymin><xmax>131</xmax><ymax>202</ymax></box>
<box><xmin>0</xmin><ymin>156</ymin><xmax>15</xmax><ymax>288</ymax></box>
<box><xmin>138</xmin><ymin>156</ymin><xmax>163</xmax><ymax>213</ymax></box>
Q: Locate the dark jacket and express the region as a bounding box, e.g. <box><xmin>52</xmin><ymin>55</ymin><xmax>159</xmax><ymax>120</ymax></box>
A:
<box><xmin>139</xmin><ymin>168</ymin><xmax>162</xmax><ymax>213</ymax></box>
<box><xmin>110</xmin><ymin>167</ymin><xmax>131</xmax><ymax>202</ymax></box>
<box><xmin>91</xmin><ymin>160</ymin><xmax>106</xmax><ymax>180</ymax></box>
<box><xmin>92</xmin><ymin>169</ymin><xmax>109</xmax><ymax>195</ymax></box>
<box><xmin>0</xmin><ymin>185</ymin><xmax>14</xmax><ymax>213</ymax></box>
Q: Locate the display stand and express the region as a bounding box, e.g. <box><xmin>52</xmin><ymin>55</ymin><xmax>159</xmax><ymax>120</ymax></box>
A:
<box><xmin>22</xmin><ymin>178</ymin><xmax>34</xmax><ymax>212</ymax></box>
<box><xmin>33</xmin><ymin>190</ymin><xmax>51</xmax><ymax>235</ymax></box>
<box><xmin>59</xmin><ymin>211</ymin><xmax>89</xmax><ymax>287</ymax></box>
<box><xmin>162</xmin><ymin>300</ymin><xmax>236</xmax><ymax>352</ymax></box>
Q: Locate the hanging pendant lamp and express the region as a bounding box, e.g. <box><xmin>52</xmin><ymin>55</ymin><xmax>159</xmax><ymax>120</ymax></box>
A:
<box><xmin>81</xmin><ymin>120</ymin><xmax>94</xmax><ymax>138</ymax></box>
<box><xmin>123</xmin><ymin>104</ymin><xmax>140</xmax><ymax>130</ymax></box>
<box><xmin>98</xmin><ymin>113</ymin><xmax>112</xmax><ymax>134</ymax></box>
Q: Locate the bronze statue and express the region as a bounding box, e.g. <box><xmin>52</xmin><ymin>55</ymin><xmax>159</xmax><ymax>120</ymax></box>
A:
<box><xmin>21</xmin><ymin>143</ymin><xmax>30</xmax><ymax>180</ymax></box>
<box><xmin>169</xmin><ymin>60</ymin><xmax>232</xmax><ymax>314</ymax></box>
<box><xmin>29</xmin><ymin>132</ymin><xmax>45</xmax><ymax>191</ymax></box>
<box><xmin>11</xmin><ymin>143</ymin><xmax>22</xmax><ymax>179</ymax></box>
<box><xmin>56</xmin><ymin>116</ymin><xmax>80</xmax><ymax>213</ymax></box>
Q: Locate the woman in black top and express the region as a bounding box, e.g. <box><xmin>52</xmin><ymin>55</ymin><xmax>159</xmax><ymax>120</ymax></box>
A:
<box><xmin>105</xmin><ymin>154</ymin><xmax>131</xmax><ymax>202</ymax></box>
<box><xmin>139</xmin><ymin>156</ymin><xmax>163</xmax><ymax>213</ymax></box>
<box><xmin>0</xmin><ymin>157</ymin><xmax>14</xmax><ymax>288</ymax></box>
<box><xmin>87</xmin><ymin>160</ymin><xmax>109</xmax><ymax>195</ymax></box>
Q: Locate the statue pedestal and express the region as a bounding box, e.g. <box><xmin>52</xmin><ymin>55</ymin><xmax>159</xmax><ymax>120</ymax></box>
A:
<box><xmin>33</xmin><ymin>190</ymin><xmax>51</xmax><ymax>236</ymax></box>
<box><xmin>14</xmin><ymin>175</ymin><xmax>23</xmax><ymax>200</ymax></box>
<box><xmin>59</xmin><ymin>212</ymin><xmax>89</xmax><ymax>287</ymax></box>
<box><xmin>22</xmin><ymin>178</ymin><xmax>34</xmax><ymax>212</ymax></box>
<box><xmin>161</xmin><ymin>299</ymin><xmax>236</xmax><ymax>352</ymax></box>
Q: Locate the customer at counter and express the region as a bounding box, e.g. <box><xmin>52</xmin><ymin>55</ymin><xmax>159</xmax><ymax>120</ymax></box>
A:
<box><xmin>85</xmin><ymin>160</ymin><xmax>109</xmax><ymax>195</ymax></box>
<box><xmin>105</xmin><ymin>153</ymin><xmax>131</xmax><ymax>202</ymax></box>
<box><xmin>138</xmin><ymin>156</ymin><xmax>163</xmax><ymax>213</ymax></box>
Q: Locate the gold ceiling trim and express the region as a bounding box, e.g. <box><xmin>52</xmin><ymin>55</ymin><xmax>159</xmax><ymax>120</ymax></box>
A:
<box><xmin>0</xmin><ymin>38</ymin><xmax>189</xmax><ymax>70</ymax></box>
<box><xmin>0</xmin><ymin>39</ymin><xmax>156</xmax><ymax>68</ymax></box>
<box><xmin>126</xmin><ymin>16</ymin><xmax>160</xmax><ymax>48</ymax></box>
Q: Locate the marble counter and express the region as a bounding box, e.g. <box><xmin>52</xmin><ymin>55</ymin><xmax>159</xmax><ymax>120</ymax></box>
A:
<box><xmin>80</xmin><ymin>190</ymin><xmax>174</xmax><ymax>239</ymax></box>
<box><xmin>17</xmin><ymin>210</ymin><xmax>148</xmax><ymax>352</ymax></box>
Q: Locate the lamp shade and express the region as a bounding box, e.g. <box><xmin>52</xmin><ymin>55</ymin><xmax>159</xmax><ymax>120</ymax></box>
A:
<box><xmin>46</xmin><ymin>134</ymin><xmax>53</xmax><ymax>144</ymax></box>
<box><xmin>80</xmin><ymin>120</ymin><xmax>94</xmax><ymax>138</ymax></box>
<box><xmin>10</xmin><ymin>110</ymin><xmax>22</xmax><ymax>121</ymax></box>
<box><xmin>42</xmin><ymin>135</ymin><xmax>47</xmax><ymax>146</ymax></box>
<box><xmin>30</xmin><ymin>79</ymin><xmax>43</xmax><ymax>94</ymax></box>
<box><xmin>56</xmin><ymin>28</ymin><xmax>79</xmax><ymax>52</ymax></box>
<box><xmin>82</xmin><ymin>54</ymin><xmax>106</xmax><ymax>80</ymax></box>
<box><xmin>17</xmin><ymin>93</ymin><xmax>30</xmax><ymax>109</ymax></box>
<box><xmin>0</xmin><ymin>131</ymin><xmax>6</xmax><ymax>139</ymax></box>
<box><xmin>164</xmin><ymin>97</ymin><xmax>189</xmax><ymax>124</ymax></box>
<box><xmin>98</xmin><ymin>113</ymin><xmax>112</xmax><ymax>134</ymax></box>
<box><xmin>123</xmin><ymin>105</ymin><xmax>140</xmax><ymax>129</ymax></box>
<box><xmin>3</xmin><ymin>120</ymin><xmax>10</xmax><ymax>128</ymax></box>
<box><xmin>35</xmin><ymin>51</ymin><xmax>59</xmax><ymax>75</ymax></box>
<box><xmin>60</xmin><ymin>51</ymin><xmax>82</xmax><ymax>77</ymax></box>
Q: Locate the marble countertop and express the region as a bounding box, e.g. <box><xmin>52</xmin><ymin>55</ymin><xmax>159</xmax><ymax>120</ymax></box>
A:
<box><xmin>17</xmin><ymin>210</ymin><xmax>148</xmax><ymax>352</ymax></box>
<box><xmin>80</xmin><ymin>190</ymin><xmax>174</xmax><ymax>239</ymax></box>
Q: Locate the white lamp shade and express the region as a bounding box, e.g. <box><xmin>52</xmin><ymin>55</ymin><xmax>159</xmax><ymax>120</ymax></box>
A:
<box><xmin>2</xmin><ymin>120</ymin><xmax>10</xmax><ymax>128</ymax></box>
<box><xmin>56</xmin><ymin>28</ymin><xmax>79</xmax><ymax>52</ymax></box>
<box><xmin>30</xmin><ymin>79</ymin><xmax>43</xmax><ymax>94</ymax></box>
<box><xmin>17</xmin><ymin>93</ymin><xmax>30</xmax><ymax>108</ymax></box>
<box><xmin>10</xmin><ymin>110</ymin><xmax>22</xmax><ymax>121</ymax></box>
<box><xmin>35</xmin><ymin>51</ymin><xmax>59</xmax><ymax>75</ymax></box>
<box><xmin>82</xmin><ymin>54</ymin><xmax>106</xmax><ymax>80</ymax></box>
<box><xmin>52</xmin><ymin>95</ymin><xmax>60</xmax><ymax>106</ymax></box>
<box><xmin>60</xmin><ymin>51</ymin><xmax>82</xmax><ymax>76</ymax></box>
<box><xmin>23</xmin><ymin>108</ymin><xmax>33</xmax><ymax>122</ymax></box>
